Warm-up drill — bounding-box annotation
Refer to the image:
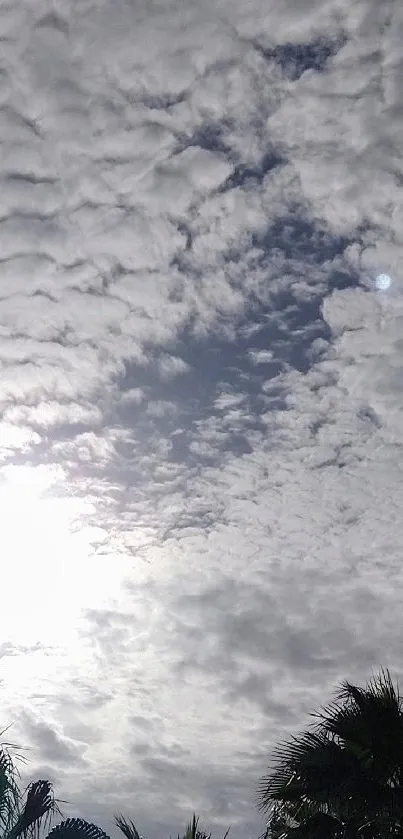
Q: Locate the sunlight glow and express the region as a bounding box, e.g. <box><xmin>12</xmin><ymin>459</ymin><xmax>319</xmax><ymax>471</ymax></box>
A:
<box><xmin>0</xmin><ymin>464</ymin><xmax>121</xmax><ymax>653</ymax></box>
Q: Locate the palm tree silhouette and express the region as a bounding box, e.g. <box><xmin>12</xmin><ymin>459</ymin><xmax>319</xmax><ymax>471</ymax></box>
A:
<box><xmin>0</xmin><ymin>726</ymin><xmax>63</xmax><ymax>839</ymax></box>
<box><xmin>255</xmin><ymin>668</ymin><xmax>403</xmax><ymax>839</ymax></box>
<box><xmin>45</xmin><ymin>812</ymin><xmax>230</xmax><ymax>839</ymax></box>
<box><xmin>0</xmin><ymin>726</ymin><xmax>230</xmax><ymax>839</ymax></box>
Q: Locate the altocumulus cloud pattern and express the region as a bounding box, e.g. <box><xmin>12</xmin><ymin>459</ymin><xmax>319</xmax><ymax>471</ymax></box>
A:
<box><xmin>0</xmin><ymin>1</ymin><xmax>402</xmax><ymax>839</ymax></box>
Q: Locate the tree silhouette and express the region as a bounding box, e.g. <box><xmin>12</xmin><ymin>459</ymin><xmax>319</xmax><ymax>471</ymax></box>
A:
<box><xmin>255</xmin><ymin>668</ymin><xmax>403</xmax><ymax>839</ymax></box>
<box><xmin>0</xmin><ymin>727</ymin><xmax>63</xmax><ymax>839</ymax></box>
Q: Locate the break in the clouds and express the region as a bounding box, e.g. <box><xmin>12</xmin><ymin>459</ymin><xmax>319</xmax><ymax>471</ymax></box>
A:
<box><xmin>0</xmin><ymin>1</ymin><xmax>403</xmax><ymax>838</ymax></box>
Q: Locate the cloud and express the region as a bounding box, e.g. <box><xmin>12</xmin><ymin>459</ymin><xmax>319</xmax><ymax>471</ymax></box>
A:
<box><xmin>19</xmin><ymin>714</ymin><xmax>86</xmax><ymax>766</ymax></box>
<box><xmin>0</xmin><ymin>1</ymin><xmax>402</xmax><ymax>839</ymax></box>
<box><xmin>157</xmin><ymin>354</ymin><xmax>192</xmax><ymax>381</ymax></box>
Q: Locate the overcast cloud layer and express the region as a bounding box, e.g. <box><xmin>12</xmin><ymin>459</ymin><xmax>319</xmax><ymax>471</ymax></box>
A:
<box><xmin>1</xmin><ymin>0</ymin><xmax>403</xmax><ymax>838</ymax></box>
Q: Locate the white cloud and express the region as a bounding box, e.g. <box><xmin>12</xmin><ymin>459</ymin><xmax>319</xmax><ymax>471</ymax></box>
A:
<box><xmin>0</xmin><ymin>1</ymin><xmax>402</xmax><ymax>839</ymax></box>
<box><xmin>4</xmin><ymin>401</ymin><xmax>103</xmax><ymax>429</ymax></box>
<box><xmin>119</xmin><ymin>388</ymin><xmax>145</xmax><ymax>405</ymax></box>
<box><xmin>157</xmin><ymin>354</ymin><xmax>192</xmax><ymax>380</ymax></box>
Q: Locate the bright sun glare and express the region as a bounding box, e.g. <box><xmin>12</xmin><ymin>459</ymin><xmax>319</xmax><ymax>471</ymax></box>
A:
<box><xmin>0</xmin><ymin>464</ymin><xmax>117</xmax><ymax>652</ymax></box>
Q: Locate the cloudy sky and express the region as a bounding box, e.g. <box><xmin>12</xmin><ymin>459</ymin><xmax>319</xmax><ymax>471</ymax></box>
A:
<box><xmin>0</xmin><ymin>0</ymin><xmax>402</xmax><ymax>837</ymax></box>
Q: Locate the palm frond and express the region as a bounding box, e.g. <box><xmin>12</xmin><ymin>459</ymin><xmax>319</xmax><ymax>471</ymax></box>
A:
<box><xmin>180</xmin><ymin>815</ymin><xmax>200</xmax><ymax>839</ymax></box>
<box><xmin>178</xmin><ymin>814</ymin><xmax>211</xmax><ymax>839</ymax></box>
<box><xmin>256</xmin><ymin>825</ymin><xmax>271</xmax><ymax>839</ymax></box>
<box><xmin>45</xmin><ymin>818</ymin><xmax>111</xmax><ymax>839</ymax></box>
<box><xmin>256</xmin><ymin>669</ymin><xmax>403</xmax><ymax>839</ymax></box>
<box><xmin>263</xmin><ymin>799</ymin><xmax>347</xmax><ymax>839</ymax></box>
<box><xmin>255</xmin><ymin>729</ymin><xmax>359</xmax><ymax>814</ymax></box>
<box><xmin>180</xmin><ymin>814</ymin><xmax>230</xmax><ymax>839</ymax></box>
<box><xmin>311</xmin><ymin>668</ymin><xmax>403</xmax><ymax>786</ymax></box>
<box><xmin>0</xmin><ymin>745</ymin><xmax>25</xmax><ymax>838</ymax></box>
<box><xmin>114</xmin><ymin>814</ymin><xmax>143</xmax><ymax>839</ymax></box>
<box><xmin>9</xmin><ymin>780</ymin><xmax>63</xmax><ymax>839</ymax></box>
<box><xmin>0</xmin><ymin>726</ymin><xmax>27</xmax><ymax>759</ymax></box>
<box><xmin>312</xmin><ymin>668</ymin><xmax>402</xmax><ymax>736</ymax></box>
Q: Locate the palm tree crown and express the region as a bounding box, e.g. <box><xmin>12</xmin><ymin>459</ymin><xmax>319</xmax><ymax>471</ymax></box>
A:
<box><xmin>46</xmin><ymin>813</ymin><xmax>230</xmax><ymax>839</ymax></box>
<box><xmin>0</xmin><ymin>725</ymin><xmax>230</xmax><ymax>839</ymax></box>
<box><xmin>255</xmin><ymin>668</ymin><xmax>403</xmax><ymax>839</ymax></box>
<box><xmin>0</xmin><ymin>728</ymin><xmax>63</xmax><ymax>839</ymax></box>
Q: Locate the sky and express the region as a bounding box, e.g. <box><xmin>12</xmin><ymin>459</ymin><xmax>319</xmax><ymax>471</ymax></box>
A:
<box><xmin>0</xmin><ymin>0</ymin><xmax>403</xmax><ymax>837</ymax></box>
